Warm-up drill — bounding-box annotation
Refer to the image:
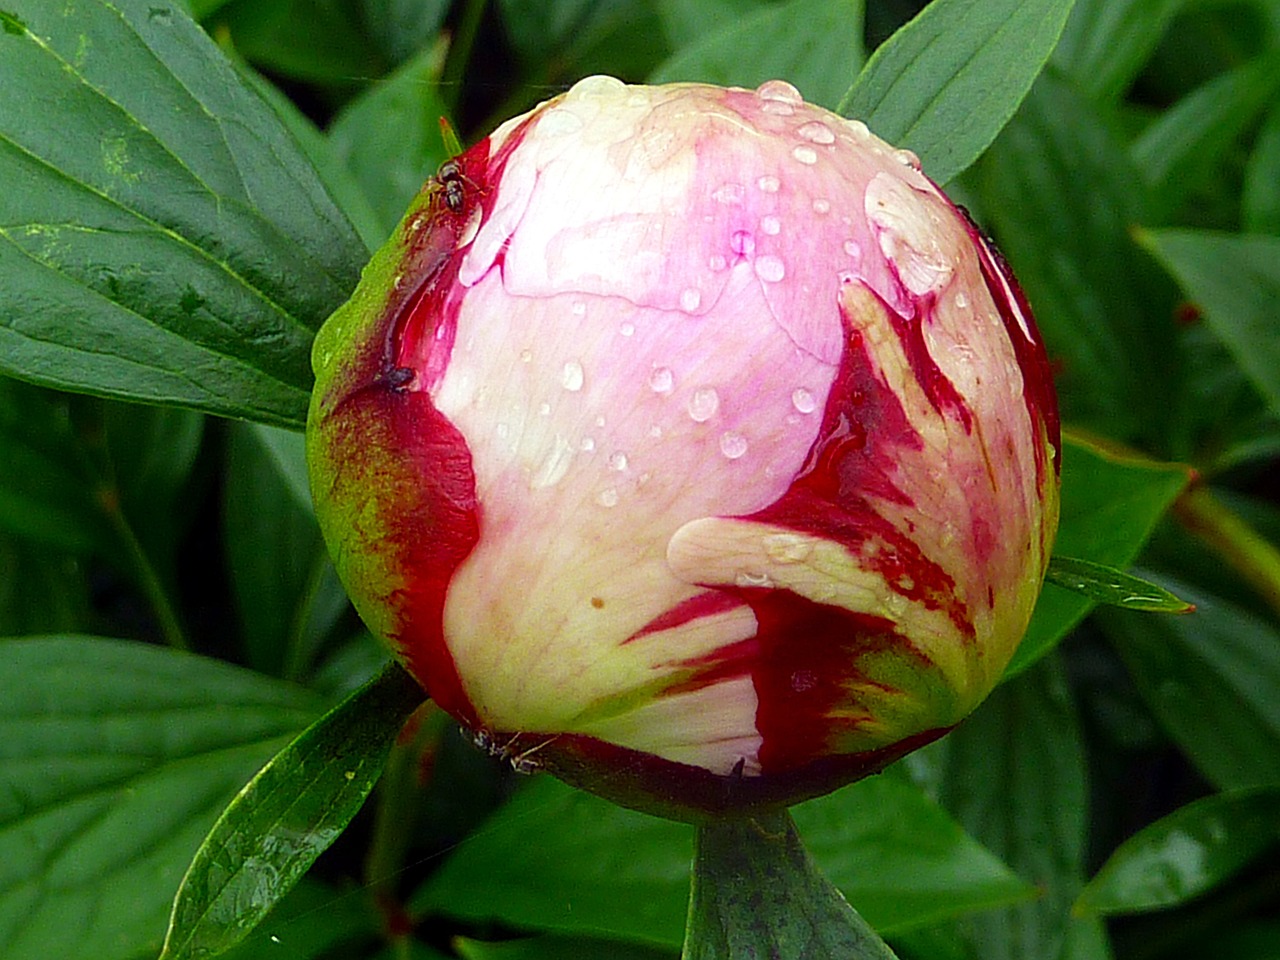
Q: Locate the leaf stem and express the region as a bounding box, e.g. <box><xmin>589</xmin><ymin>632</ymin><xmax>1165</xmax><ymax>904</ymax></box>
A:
<box><xmin>1174</xmin><ymin>485</ymin><xmax>1280</xmax><ymax>619</ymax></box>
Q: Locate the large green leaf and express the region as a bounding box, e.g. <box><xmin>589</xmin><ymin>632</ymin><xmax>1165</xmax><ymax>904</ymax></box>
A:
<box><xmin>160</xmin><ymin>661</ymin><xmax>425</xmax><ymax>960</ymax></box>
<box><xmin>0</xmin><ymin>636</ymin><xmax>321</xmax><ymax>960</ymax></box>
<box><xmin>649</xmin><ymin>0</ymin><xmax>865</xmax><ymax>113</ymax></box>
<box><xmin>457</xmin><ymin>935</ymin><xmax>674</xmax><ymax>960</ymax></box>
<box><xmin>1243</xmin><ymin>102</ymin><xmax>1280</xmax><ymax>235</ymax></box>
<box><xmin>1137</xmin><ymin>230</ymin><xmax>1280</xmax><ymax>421</ymax></box>
<box><xmin>1099</xmin><ymin>576</ymin><xmax>1280</xmax><ymax>790</ymax></box>
<box><xmin>981</xmin><ymin>73</ymin><xmax>1176</xmax><ymax>441</ymax></box>
<box><xmin>838</xmin><ymin>0</ymin><xmax>1077</xmax><ymax>184</ymax></box>
<box><xmin>684</xmin><ymin>810</ymin><xmax>898</xmax><ymax>960</ymax></box>
<box><xmin>1131</xmin><ymin>54</ymin><xmax>1280</xmax><ymax>220</ymax></box>
<box><xmin>1075</xmin><ymin>787</ymin><xmax>1280</xmax><ymax>916</ymax></box>
<box><xmin>410</xmin><ymin>773</ymin><xmax>1032</xmax><ymax>947</ymax></box>
<box><xmin>936</xmin><ymin>653</ymin><xmax>1098</xmax><ymax>960</ymax></box>
<box><xmin>1007</xmin><ymin>433</ymin><xmax>1192</xmax><ymax>676</ymax></box>
<box><xmin>209</xmin><ymin>0</ymin><xmax>386</xmax><ymax>84</ymax></box>
<box><xmin>1051</xmin><ymin>0</ymin><xmax>1187</xmax><ymax>103</ymax></box>
<box><xmin>0</xmin><ymin>0</ymin><xmax>365</xmax><ymax>426</ymax></box>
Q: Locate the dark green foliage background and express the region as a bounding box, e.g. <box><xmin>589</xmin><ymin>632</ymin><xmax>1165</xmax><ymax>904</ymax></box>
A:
<box><xmin>1</xmin><ymin>1</ymin><xmax>1279</xmax><ymax>959</ymax></box>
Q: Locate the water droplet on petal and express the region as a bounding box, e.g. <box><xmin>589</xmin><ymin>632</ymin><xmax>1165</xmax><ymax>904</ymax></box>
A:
<box><xmin>894</xmin><ymin>148</ymin><xmax>922</xmax><ymax>169</ymax></box>
<box><xmin>757</xmin><ymin>175</ymin><xmax>780</xmax><ymax>193</ymax></box>
<box><xmin>581</xmin><ymin>436</ymin><xmax>596</xmax><ymax>452</ymax></box>
<box><xmin>538</xmin><ymin>402</ymin><xmax>551</xmax><ymax>416</ymax></box>
<box><xmin>712</xmin><ymin>182</ymin><xmax>745</xmax><ymax>205</ymax></box>
<box><xmin>571</xmin><ymin>75</ymin><xmax>626</xmax><ymax>97</ymax></box>
<box><xmin>764</xmin><ymin>533</ymin><xmax>814</xmax><ymax>563</ymax></box>
<box><xmin>688</xmin><ymin>387</ymin><xmax>720</xmax><ymax>422</ymax></box>
<box><xmin>720</xmin><ymin>432</ymin><xmax>748</xmax><ymax>459</ymax></box>
<box><xmin>792</xmin><ymin>145</ymin><xmax>818</xmax><ymax>165</ymax></box>
<box><xmin>496</xmin><ymin>422</ymin><xmax>509</xmax><ymax>439</ymax></box>
<box><xmin>812</xmin><ymin>198</ymin><xmax>831</xmax><ymax>214</ymax></box>
<box><xmin>845</xmin><ymin>119</ymin><xmax>871</xmax><ymax>140</ymax></box>
<box><xmin>620</xmin><ymin>320</ymin><xmax>635</xmax><ymax>336</ymax></box>
<box><xmin>597</xmin><ymin>488</ymin><xmax>619</xmax><ymax>508</ymax></box>
<box><xmin>735</xmin><ymin>571</ymin><xmax>774</xmax><ymax>588</ymax></box>
<box><xmin>520</xmin><ymin>349</ymin><xmax>533</xmax><ymax>363</ymax></box>
<box><xmin>797</xmin><ymin>121</ymin><xmax>835</xmax><ymax>144</ymax></box>
<box><xmin>561</xmin><ymin>360</ymin><xmax>584</xmax><ymax>392</ymax></box>
<box><xmin>843</xmin><ymin>239</ymin><xmax>861</xmax><ymax>261</ymax></box>
<box><xmin>731</xmin><ymin>230</ymin><xmax>756</xmax><ymax>257</ymax></box>
<box><xmin>760</xmin><ymin>215</ymin><xmax>781</xmax><ymax>236</ymax></box>
<box><xmin>608</xmin><ymin>452</ymin><xmax>629</xmax><ymax>471</ymax></box>
<box><xmin>791</xmin><ymin>387</ymin><xmax>816</xmax><ymax>413</ymax></box>
<box><xmin>649</xmin><ymin>366</ymin><xmax>674</xmax><ymax>394</ymax></box>
<box><xmin>955</xmin><ymin>292</ymin><xmax>969</xmax><ymax>309</ymax></box>
<box><xmin>538</xmin><ymin>107</ymin><xmax>585</xmax><ymax>137</ymax></box>
<box><xmin>571</xmin><ymin>300</ymin><xmax>587</xmax><ymax>316</ymax></box>
<box><xmin>709</xmin><ymin>254</ymin><xmax>728</xmax><ymax>271</ymax></box>
<box><xmin>680</xmin><ymin>287</ymin><xmax>702</xmax><ymax>311</ymax></box>
<box><xmin>756</xmin><ymin>79</ymin><xmax>803</xmax><ymax>104</ymax></box>
<box><xmin>754</xmin><ymin>255</ymin><xmax>785</xmax><ymax>283</ymax></box>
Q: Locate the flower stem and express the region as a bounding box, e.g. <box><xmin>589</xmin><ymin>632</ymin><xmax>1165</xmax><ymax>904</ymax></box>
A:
<box><xmin>683</xmin><ymin>809</ymin><xmax>899</xmax><ymax>960</ymax></box>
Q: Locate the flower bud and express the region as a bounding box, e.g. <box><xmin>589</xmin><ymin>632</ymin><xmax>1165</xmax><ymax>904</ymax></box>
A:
<box><xmin>307</xmin><ymin>77</ymin><xmax>1060</xmax><ymax>820</ymax></box>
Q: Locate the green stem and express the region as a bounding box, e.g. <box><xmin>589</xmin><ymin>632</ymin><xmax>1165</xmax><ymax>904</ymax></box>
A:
<box><xmin>100</xmin><ymin>488</ymin><xmax>190</xmax><ymax>651</ymax></box>
<box><xmin>1175</xmin><ymin>485</ymin><xmax>1280</xmax><ymax>620</ymax></box>
<box><xmin>440</xmin><ymin>0</ymin><xmax>487</xmax><ymax>117</ymax></box>
<box><xmin>684</xmin><ymin>809</ymin><xmax>899</xmax><ymax>960</ymax></box>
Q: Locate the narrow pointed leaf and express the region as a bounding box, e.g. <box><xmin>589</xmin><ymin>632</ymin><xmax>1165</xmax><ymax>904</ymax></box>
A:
<box><xmin>1075</xmin><ymin>787</ymin><xmax>1280</xmax><ymax>916</ymax></box>
<box><xmin>1052</xmin><ymin>0</ymin><xmax>1187</xmax><ymax>104</ymax></box>
<box><xmin>0</xmin><ymin>0</ymin><xmax>365</xmax><ymax>426</ymax></box>
<box><xmin>1045</xmin><ymin>557</ymin><xmax>1195</xmax><ymax>613</ymax></box>
<box><xmin>160</xmin><ymin>661</ymin><xmax>425</xmax><ymax>960</ymax></box>
<box><xmin>684</xmin><ymin>810</ymin><xmax>898</xmax><ymax>960</ymax></box>
<box><xmin>1137</xmin><ymin>229</ymin><xmax>1280</xmax><ymax>420</ymax></box>
<box><xmin>838</xmin><ymin>0</ymin><xmax>1077</xmax><ymax>184</ymax></box>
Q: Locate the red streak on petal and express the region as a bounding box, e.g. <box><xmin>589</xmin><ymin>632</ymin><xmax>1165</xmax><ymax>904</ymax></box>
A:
<box><xmin>623</xmin><ymin>591</ymin><xmax>745</xmax><ymax>644</ymax></box>
<box><xmin>885</xmin><ymin>290</ymin><xmax>972</xmax><ymax>430</ymax></box>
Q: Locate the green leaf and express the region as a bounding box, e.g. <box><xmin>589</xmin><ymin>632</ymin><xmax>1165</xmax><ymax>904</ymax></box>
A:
<box><xmin>684</xmin><ymin>809</ymin><xmax>899</xmax><ymax>960</ymax></box>
<box><xmin>1007</xmin><ymin>433</ymin><xmax>1192</xmax><ymax>676</ymax></box>
<box><xmin>0</xmin><ymin>534</ymin><xmax>90</xmax><ymax>635</ymax></box>
<box><xmin>1075</xmin><ymin>787</ymin><xmax>1280</xmax><ymax>916</ymax></box>
<box><xmin>0</xmin><ymin>0</ymin><xmax>365</xmax><ymax>426</ymax></box>
<box><xmin>1243</xmin><ymin>102</ymin><xmax>1280</xmax><ymax>235</ymax></box>
<box><xmin>358</xmin><ymin>0</ymin><xmax>450</xmax><ymax>69</ymax></box>
<box><xmin>1137</xmin><ymin>229</ymin><xmax>1280</xmax><ymax>420</ymax></box>
<box><xmin>457</xmin><ymin>935</ymin><xmax>675</xmax><ymax>960</ymax></box>
<box><xmin>411</xmin><ymin>773</ymin><xmax>1033</xmax><ymax>946</ymax></box>
<box><xmin>1131</xmin><ymin>54</ymin><xmax>1280</xmax><ymax>219</ymax></box>
<box><xmin>980</xmin><ymin>72</ymin><xmax>1175</xmax><ymax>441</ymax></box>
<box><xmin>160</xmin><ymin>661</ymin><xmax>425</xmax><ymax>960</ymax></box>
<box><xmin>655</xmin><ymin>0</ymin><xmax>769</xmax><ymax>49</ymax></box>
<box><xmin>0</xmin><ymin>636</ymin><xmax>321</xmax><ymax>960</ymax></box>
<box><xmin>936</xmin><ymin>653</ymin><xmax>1093</xmax><ymax>960</ymax></box>
<box><xmin>328</xmin><ymin>40</ymin><xmax>452</xmax><ymax>244</ymax></box>
<box><xmin>649</xmin><ymin>0</ymin><xmax>865</xmax><ymax>113</ymax></box>
<box><xmin>223</xmin><ymin>422</ymin><xmax>331</xmax><ymax>677</ymax></box>
<box><xmin>1099</xmin><ymin>576</ymin><xmax>1280</xmax><ymax>790</ymax></box>
<box><xmin>838</xmin><ymin>0</ymin><xmax>1077</xmax><ymax>184</ymax></box>
<box><xmin>1044</xmin><ymin>557</ymin><xmax>1195</xmax><ymax>613</ymax></box>
<box><xmin>216</xmin><ymin>877</ymin><xmax>382</xmax><ymax>960</ymax></box>
<box><xmin>210</xmin><ymin>0</ymin><xmax>386</xmax><ymax>84</ymax></box>
<box><xmin>1051</xmin><ymin>0</ymin><xmax>1187</xmax><ymax>103</ymax></box>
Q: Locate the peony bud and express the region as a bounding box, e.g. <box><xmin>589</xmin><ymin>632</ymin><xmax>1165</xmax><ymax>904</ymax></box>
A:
<box><xmin>307</xmin><ymin>77</ymin><xmax>1060</xmax><ymax>820</ymax></box>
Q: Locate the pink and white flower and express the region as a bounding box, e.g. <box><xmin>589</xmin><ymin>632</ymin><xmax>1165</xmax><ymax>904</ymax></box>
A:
<box><xmin>307</xmin><ymin>76</ymin><xmax>1060</xmax><ymax>819</ymax></box>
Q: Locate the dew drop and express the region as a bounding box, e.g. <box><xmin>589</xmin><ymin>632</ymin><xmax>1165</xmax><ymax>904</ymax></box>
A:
<box><xmin>596</xmin><ymin>415</ymin><xmax>606</xmax><ymax>427</ymax></box>
<box><xmin>712</xmin><ymin>182</ymin><xmax>744</xmax><ymax>205</ymax></box>
<box><xmin>708</xmin><ymin>254</ymin><xmax>728</xmax><ymax>271</ymax></box>
<box><xmin>756</xmin><ymin>79</ymin><xmax>803</xmax><ymax>104</ymax></box>
<box><xmin>571</xmin><ymin>300</ymin><xmax>587</xmax><ymax>316</ymax></box>
<box><xmin>581</xmin><ymin>436</ymin><xmax>596</xmax><ymax>452</ymax></box>
<box><xmin>730</xmin><ymin>230</ymin><xmax>756</xmax><ymax>257</ymax></box>
<box><xmin>759</xmin><ymin>215</ymin><xmax>781</xmax><ymax>236</ymax></box>
<box><xmin>812</xmin><ymin>198</ymin><xmax>831</xmax><ymax>215</ymax></box>
<box><xmin>571</xmin><ymin>74</ymin><xmax>626</xmax><ymax>97</ymax></box>
<box><xmin>520</xmin><ymin>349</ymin><xmax>533</xmax><ymax>363</ymax></box>
<box><xmin>597</xmin><ymin>488</ymin><xmax>619</xmax><ymax>508</ymax></box>
<box><xmin>792</xmin><ymin>145</ymin><xmax>818</xmax><ymax>165</ymax></box>
<box><xmin>680</xmin><ymin>287</ymin><xmax>702</xmax><ymax>311</ymax></box>
<box><xmin>538</xmin><ymin>402</ymin><xmax>551</xmax><ymax>416</ymax></box>
<box><xmin>846</xmin><ymin>119</ymin><xmax>871</xmax><ymax>140</ymax></box>
<box><xmin>754</xmin><ymin>255</ymin><xmax>785</xmax><ymax>283</ymax></box>
<box><xmin>757</xmin><ymin>175</ymin><xmax>781</xmax><ymax>193</ymax></box>
<box><xmin>496</xmin><ymin>422</ymin><xmax>509</xmax><ymax>439</ymax></box>
<box><xmin>894</xmin><ymin>148</ymin><xmax>922</xmax><ymax>169</ymax></box>
<box><xmin>791</xmin><ymin>387</ymin><xmax>817</xmax><ymax>413</ymax></box>
<box><xmin>735</xmin><ymin>571</ymin><xmax>774</xmax><ymax>588</ymax></box>
<box><xmin>608</xmin><ymin>452</ymin><xmax>629</xmax><ymax>471</ymax></box>
<box><xmin>538</xmin><ymin>107</ymin><xmax>584</xmax><ymax>137</ymax></box>
<box><xmin>620</xmin><ymin>320</ymin><xmax>636</xmax><ymax>336</ymax></box>
<box><xmin>954</xmin><ymin>292</ymin><xmax>969</xmax><ymax>309</ymax></box>
<box><xmin>649</xmin><ymin>425</ymin><xmax>663</xmax><ymax>438</ymax></box>
<box><xmin>720</xmin><ymin>432</ymin><xmax>748</xmax><ymax>459</ymax></box>
<box><xmin>764</xmin><ymin>533</ymin><xmax>814</xmax><ymax>563</ymax></box>
<box><xmin>649</xmin><ymin>366</ymin><xmax>674</xmax><ymax>394</ymax></box>
<box><xmin>843</xmin><ymin>239</ymin><xmax>861</xmax><ymax>261</ymax></box>
<box><xmin>797</xmin><ymin>121</ymin><xmax>836</xmax><ymax>144</ymax></box>
<box><xmin>688</xmin><ymin>387</ymin><xmax>720</xmax><ymax>422</ymax></box>
<box><xmin>561</xmin><ymin>360</ymin><xmax>584</xmax><ymax>392</ymax></box>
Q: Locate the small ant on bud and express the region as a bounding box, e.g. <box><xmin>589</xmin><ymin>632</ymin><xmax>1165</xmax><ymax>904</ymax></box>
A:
<box><xmin>437</xmin><ymin>159</ymin><xmax>467</xmax><ymax>214</ymax></box>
